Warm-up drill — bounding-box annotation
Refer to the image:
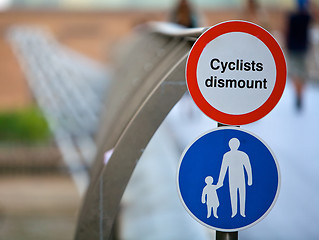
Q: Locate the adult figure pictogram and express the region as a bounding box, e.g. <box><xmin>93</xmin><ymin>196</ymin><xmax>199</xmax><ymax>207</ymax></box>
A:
<box><xmin>217</xmin><ymin>138</ymin><xmax>253</xmax><ymax>218</ymax></box>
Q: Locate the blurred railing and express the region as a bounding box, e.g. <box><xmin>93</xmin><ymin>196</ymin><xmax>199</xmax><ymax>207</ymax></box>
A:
<box><xmin>7</xmin><ymin>26</ymin><xmax>110</xmax><ymax>194</ymax></box>
<box><xmin>75</xmin><ymin>22</ymin><xmax>204</xmax><ymax>240</ymax></box>
<box><xmin>7</xmin><ymin>21</ymin><xmax>205</xmax><ymax>239</ymax></box>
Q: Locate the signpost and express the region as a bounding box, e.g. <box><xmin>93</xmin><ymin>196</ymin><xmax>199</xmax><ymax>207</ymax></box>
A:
<box><xmin>186</xmin><ymin>20</ymin><xmax>286</xmax><ymax>125</ymax></box>
<box><xmin>178</xmin><ymin>20</ymin><xmax>286</xmax><ymax>239</ymax></box>
<box><xmin>177</xmin><ymin>127</ymin><xmax>280</xmax><ymax>231</ymax></box>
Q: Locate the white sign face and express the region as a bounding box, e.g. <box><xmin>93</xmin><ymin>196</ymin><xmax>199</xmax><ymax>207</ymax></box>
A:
<box><xmin>197</xmin><ymin>32</ymin><xmax>276</xmax><ymax>115</ymax></box>
<box><xmin>186</xmin><ymin>21</ymin><xmax>286</xmax><ymax>125</ymax></box>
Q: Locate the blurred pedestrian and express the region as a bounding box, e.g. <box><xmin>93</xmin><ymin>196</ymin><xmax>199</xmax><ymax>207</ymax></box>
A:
<box><xmin>170</xmin><ymin>0</ymin><xmax>199</xmax><ymax>28</ymax></box>
<box><xmin>170</xmin><ymin>0</ymin><xmax>202</xmax><ymax>120</ymax></box>
<box><xmin>285</xmin><ymin>0</ymin><xmax>312</xmax><ymax>110</ymax></box>
<box><xmin>240</xmin><ymin>0</ymin><xmax>270</xmax><ymax>29</ymax></box>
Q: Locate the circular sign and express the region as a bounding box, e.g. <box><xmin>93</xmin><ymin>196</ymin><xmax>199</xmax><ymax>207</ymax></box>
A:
<box><xmin>186</xmin><ymin>21</ymin><xmax>286</xmax><ymax>125</ymax></box>
<box><xmin>177</xmin><ymin>127</ymin><xmax>280</xmax><ymax>231</ymax></box>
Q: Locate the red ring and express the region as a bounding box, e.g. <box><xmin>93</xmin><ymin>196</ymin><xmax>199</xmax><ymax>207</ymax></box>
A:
<box><xmin>186</xmin><ymin>21</ymin><xmax>287</xmax><ymax>125</ymax></box>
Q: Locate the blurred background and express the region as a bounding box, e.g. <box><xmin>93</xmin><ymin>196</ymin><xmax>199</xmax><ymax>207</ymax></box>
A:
<box><xmin>1</xmin><ymin>0</ymin><xmax>319</xmax><ymax>239</ymax></box>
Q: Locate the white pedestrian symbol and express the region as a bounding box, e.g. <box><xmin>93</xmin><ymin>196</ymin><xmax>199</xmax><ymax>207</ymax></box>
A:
<box><xmin>201</xmin><ymin>138</ymin><xmax>253</xmax><ymax>218</ymax></box>
<box><xmin>201</xmin><ymin>176</ymin><xmax>220</xmax><ymax>218</ymax></box>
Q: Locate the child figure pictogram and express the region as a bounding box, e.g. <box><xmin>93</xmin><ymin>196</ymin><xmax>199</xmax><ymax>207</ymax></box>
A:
<box><xmin>201</xmin><ymin>176</ymin><xmax>220</xmax><ymax>218</ymax></box>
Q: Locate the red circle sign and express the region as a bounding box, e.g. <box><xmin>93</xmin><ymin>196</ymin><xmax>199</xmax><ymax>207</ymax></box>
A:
<box><xmin>186</xmin><ymin>21</ymin><xmax>286</xmax><ymax>125</ymax></box>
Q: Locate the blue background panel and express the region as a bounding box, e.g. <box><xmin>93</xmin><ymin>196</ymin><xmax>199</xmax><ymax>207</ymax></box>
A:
<box><xmin>177</xmin><ymin>127</ymin><xmax>280</xmax><ymax>231</ymax></box>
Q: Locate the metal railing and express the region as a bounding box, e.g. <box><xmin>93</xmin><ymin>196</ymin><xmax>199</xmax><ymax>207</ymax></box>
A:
<box><xmin>75</xmin><ymin>23</ymin><xmax>203</xmax><ymax>239</ymax></box>
<box><xmin>7</xmin><ymin>21</ymin><xmax>206</xmax><ymax>239</ymax></box>
<box><xmin>75</xmin><ymin>22</ymin><xmax>204</xmax><ymax>239</ymax></box>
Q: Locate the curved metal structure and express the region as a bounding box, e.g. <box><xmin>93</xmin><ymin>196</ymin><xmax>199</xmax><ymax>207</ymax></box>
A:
<box><xmin>75</xmin><ymin>22</ymin><xmax>204</xmax><ymax>240</ymax></box>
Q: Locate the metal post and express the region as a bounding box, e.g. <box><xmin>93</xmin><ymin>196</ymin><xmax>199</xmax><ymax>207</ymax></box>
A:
<box><xmin>216</xmin><ymin>231</ymin><xmax>238</xmax><ymax>240</ymax></box>
<box><xmin>217</xmin><ymin>123</ymin><xmax>239</xmax><ymax>128</ymax></box>
<box><xmin>216</xmin><ymin>122</ymin><xmax>238</xmax><ymax>240</ymax></box>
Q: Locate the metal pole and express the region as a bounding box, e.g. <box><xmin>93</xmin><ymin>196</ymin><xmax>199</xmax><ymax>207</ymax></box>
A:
<box><xmin>217</xmin><ymin>123</ymin><xmax>239</xmax><ymax>128</ymax></box>
<box><xmin>216</xmin><ymin>231</ymin><xmax>238</xmax><ymax>240</ymax></box>
<box><xmin>216</xmin><ymin>122</ymin><xmax>239</xmax><ymax>240</ymax></box>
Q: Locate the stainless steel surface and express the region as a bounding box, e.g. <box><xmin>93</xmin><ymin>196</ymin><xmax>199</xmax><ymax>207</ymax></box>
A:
<box><xmin>145</xmin><ymin>21</ymin><xmax>206</xmax><ymax>38</ymax></box>
<box><xmin>75</xmin><ymin>23</ymin><xmax>198</xmax><ymax>239</ymax></box>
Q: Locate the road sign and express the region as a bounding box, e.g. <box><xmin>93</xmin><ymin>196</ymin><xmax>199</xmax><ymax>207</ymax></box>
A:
<box><xmin>186</xmin><ymin>21</ymin><xmax>286</xmax><ymax>125</ymax></box>
<box><xmin>177</xmin><ymin>127</ymin><xmax>280</xmax><ymax>231</ymax></box>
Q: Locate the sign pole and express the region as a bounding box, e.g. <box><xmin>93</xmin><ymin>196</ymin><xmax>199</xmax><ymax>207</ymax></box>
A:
<box><xmin>181</xmin><ymin>20</ymin><xmax>285</xmax><ymax>238</ymax></box>
<box><xmin>216</xmin><ymin>231</ymin><xmax>238</xmax><ymax>240</ymax></box>
<box><xmin>216</xmin><ymin>123</ymin><xmax>238</xmax><ymax>240</ymax></box>
<box><xmin>217</xmin><ymin>123</ymin><xmax>238</xmax><ymax>128</ymax></box>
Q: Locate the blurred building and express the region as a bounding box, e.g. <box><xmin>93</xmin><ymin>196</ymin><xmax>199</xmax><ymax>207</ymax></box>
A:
<box><xmin>5</xmin><ymin>0</ymin><xmax>296</xmax><ymax>10</ymax></box>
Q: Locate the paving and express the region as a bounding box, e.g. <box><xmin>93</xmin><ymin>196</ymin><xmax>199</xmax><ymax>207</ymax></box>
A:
<box><xmin>0</xmin><ymin>175</ymin><xmax>80</xmax><ymax>240</ymax></box>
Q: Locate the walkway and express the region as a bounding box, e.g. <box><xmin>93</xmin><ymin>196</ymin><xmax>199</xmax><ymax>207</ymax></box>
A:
<box><xmin>121</xmin><ymin>79</ymin><xmax>319</xmax><ymax>239</ymax></box>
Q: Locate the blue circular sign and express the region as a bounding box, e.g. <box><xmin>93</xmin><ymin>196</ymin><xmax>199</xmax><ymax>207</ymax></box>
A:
<box><xmin>177</xmin><ymin>127</ymin><xmax>280</xmax><ymax>231</ymax></box>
